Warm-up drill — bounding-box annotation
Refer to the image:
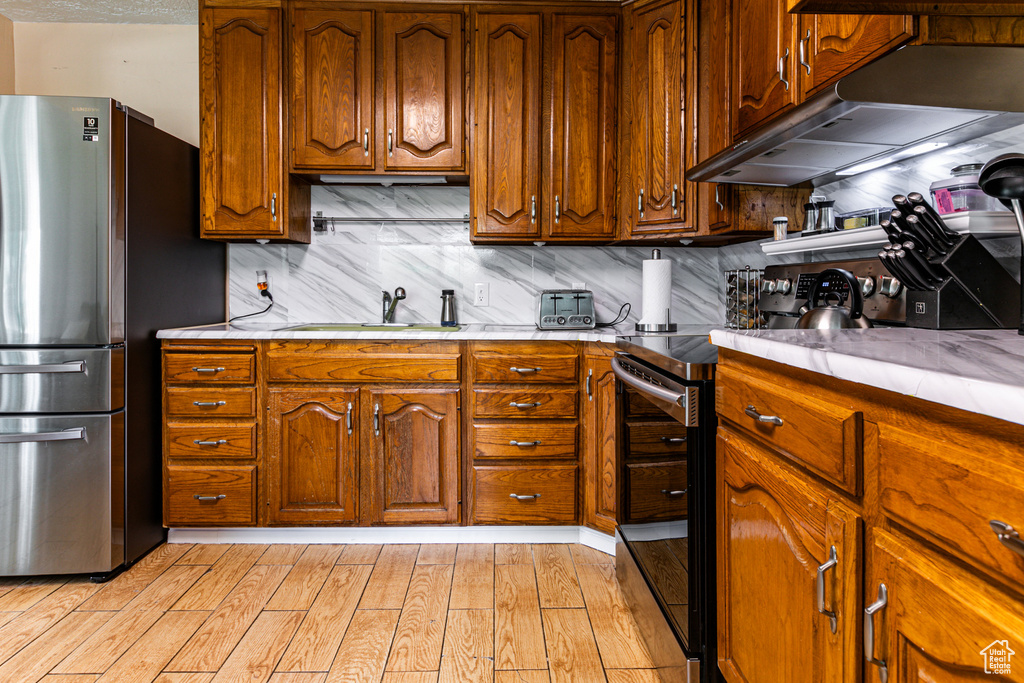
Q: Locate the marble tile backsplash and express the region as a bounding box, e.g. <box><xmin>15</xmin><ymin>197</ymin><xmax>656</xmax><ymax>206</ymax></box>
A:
<box><xmin>228</xmin><ymin>185</ymin><xmax>726</xmax><ymax>326</ymax></box>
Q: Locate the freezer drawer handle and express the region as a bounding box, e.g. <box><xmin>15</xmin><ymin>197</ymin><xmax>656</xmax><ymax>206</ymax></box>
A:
<box><xmin>193</xmin><ymin>494</ymin><xmax>226</xmax><ymax>502</ymax></box>
<box><xmin>0</xmin><ymin>360</ymin><xmax>85</xmax><ymax>375</ymax></box>
<box><xmin>509</xmin><ymin>493</ymin><xmax>541</xmax><ymax>501</ymax></box>
<box><xmin>193</xmin><ymin>401</ymin><xmax>227</xmax><ymax>407</ymax></box>
<box><xmin>191</xmin><ymin>367</ymin><xmax>225</xmax><ymax>373</ymax></box>
<box><xmin>193</xmin><ymin>439</ymin><xmax>228</xmax><ymax>446</ymax></box>
<box><xmin>0</xmin><ymin>427</ymin><xmax>85</xmax><ymax>444</ymax></box>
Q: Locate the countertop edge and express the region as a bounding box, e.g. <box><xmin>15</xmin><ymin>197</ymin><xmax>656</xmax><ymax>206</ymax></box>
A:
<box><xmin>156</xmin><ymin>323</ymin><xmax>623</xmax><ymax>343</ymax></box>
<box><xmin>710</xmin><ymin>328</ymin><xmax>1024</xmax><ymax>427</ymax></box>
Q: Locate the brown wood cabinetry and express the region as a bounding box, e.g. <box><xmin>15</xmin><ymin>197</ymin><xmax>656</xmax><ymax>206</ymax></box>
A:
<box><xmin>290</xmin><ymin>6</ymin><xmax>465</xmax><ymax>174</ymax></box>
<box><xmin>622</xmin><ymin>389</ymin><xmax>690</xmax><ymax>524</ymax></box>
<box><xmin>290</xmin><ymin>8</ymin><xmax>376</xmax><ymax>170</ymax></box>
<box><xmin>365</xmin><ymin>387</ymin><xmax>459</xmax><ymax>524</ymax></box>
<box><xmin>582</xmin><ymin>346</ymin><xmax>619</xmax><ymax>535</ymax></box>
<box><xmin>716</xmin><ymin>348</ymin><xmax>1024</xmax><ymax>682</ymax></box>
<box><xmin>732</xmin><ymin>0</ymin><xmax>798</xmax><ymax>137</ymax></box>
<box><xmin>266</xmin><ymin>387</ymin><xmax>359</xmax><ymax>524</ymax></box>
<box><xmin>471</xmin><ymin>10</ymin><xmax>617</xmax><ymax>243</ymax></box>
<box><xmin>162</xmin><ymin>341</ymin><xmax>260</xmax><ymax>526</ymax></box>
<box><xmin>200</xmin><ymin>6</ymin><xmax>310</xmax><ymax>243</ymax></box>
<box><xmin>621</xmin><ymin>0</ymin><xmax>695</xmax><ymax>239</ymax></box>
<box><xmin>467</xmin><ymin>341</ymin><xmax>581</xmax><ymax>523</ymax></box>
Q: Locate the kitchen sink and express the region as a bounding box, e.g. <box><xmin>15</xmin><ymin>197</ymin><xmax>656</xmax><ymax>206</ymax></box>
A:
<box><xmin>286</xmin><ymin>323</ymin><xmax>461</xmax><ymax>332</ymax></box>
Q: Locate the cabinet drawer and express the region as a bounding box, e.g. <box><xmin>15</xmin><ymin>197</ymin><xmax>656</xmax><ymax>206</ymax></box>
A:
<box><xmin>625</xmin><ymin>389</ymin><xmax>669</xmax><ymax>418</ymax></box>
<box><xmin>473</xmin><ymin>423</ymin><xmax>577</xmax><ymax>460</ymax></box>
<box><xmin>266</xmin><ymin>340</ymin><xmax>460</xmax><ymax>382</ymax></box>
<box><xmin>163</xmin><ymin>353</ymin><xmax>255</xmax><ymax>384</ymax></box>
<box><xmin>166</xmin><ymin>387</ymin><xmax>256</xmax><ymax>418</ymax></box>
<box><xmin>472</xmin><ymin>353</ymin><xmax>578</xmax><ymax>384</ymax></box>
<box><xmin>626</xmin><ymin>421</ymin><xmax>688</xmax><ymax>458</ymax></box>
<box><xmin>626</xmin><ymin>460</ymin><xmax>687</xmax><ymax>523</ymax></box>
<box><xmin>473</xmin><ymin>388</ymin><xmax>578</xmax><ymax>419</ymax></box>
<box><xmin>166</xmin><ymin>422</ymin><xmax>257</xmax><ymax>460</ymax></box>
<box><xmin>166</xmin><ymin>465</ymin><xmax>256</xmax><ymax>525</ymax></box>
<box><xmin>472</xmin><ymin>465</ymin><xmax>577</xmax><ymax>524</ymax></box>
<box><xmin>879</xmin><ymin>424</ymin><xmax>1024</xmax><ymax>591</ymax></box>
<box><xmin>716</xmin><ymin>366</ymin><xmax>861</xmax><ymax>494</ymax></box>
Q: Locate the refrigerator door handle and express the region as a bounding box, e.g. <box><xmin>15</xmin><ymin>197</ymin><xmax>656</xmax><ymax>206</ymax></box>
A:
<box><xmin>0</xmin><ymin>360</ymin><xmax>85</xmax><ymax>374</ymax></box>
<box><xmin>0</xmin><ymin>427</ymin><xmax>86</xmax><ymax>444</ymax></box>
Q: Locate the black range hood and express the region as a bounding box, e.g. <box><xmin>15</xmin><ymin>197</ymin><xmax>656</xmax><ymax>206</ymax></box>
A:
<box><xmin>686</xmin><ymin>46</ymin><xmax>1024</xmax><ymax>187</ymax></box>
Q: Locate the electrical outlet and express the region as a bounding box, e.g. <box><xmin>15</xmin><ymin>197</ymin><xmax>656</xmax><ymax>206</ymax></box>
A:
<box><xmin>474</xmin><ymin>282</ymin><xmax>489</xmax><ymax>307</ymax></box>
<box><xmin>572</xmin><ymin>282</ymin><xmax>587</xmax><ymax>290</ymax></box>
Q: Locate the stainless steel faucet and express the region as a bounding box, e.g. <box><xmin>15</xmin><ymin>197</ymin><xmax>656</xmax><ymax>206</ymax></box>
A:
<box><xmin>381</xmin><ymin>287</ymin><xmax>406</xmax><ymax>323</ymax></box>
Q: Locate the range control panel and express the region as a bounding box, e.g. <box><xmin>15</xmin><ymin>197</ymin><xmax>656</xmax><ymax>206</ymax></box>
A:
<box><xmin>759</xmin><ymin>258</ymin><xmax>907</xmax><ymax>324</ymax></box>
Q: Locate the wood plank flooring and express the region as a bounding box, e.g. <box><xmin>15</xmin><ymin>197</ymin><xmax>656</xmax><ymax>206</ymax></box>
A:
<box><xmin>0</xmin><ymin>543</ymin><xmax>656</xmax><ymax>682</ymax></box>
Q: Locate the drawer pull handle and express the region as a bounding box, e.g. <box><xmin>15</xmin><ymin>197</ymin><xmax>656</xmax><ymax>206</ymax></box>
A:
<box><xmin>661</xmin><ymin>437</ymin><xmax>687</xmax><ymax>444</ymax></box>
<box><xmin>191</xmin><ymin>367</ymin><xmax>225</xmax><ymax>373</ymax></box>
<box><xmin>0</xmin><ymin>427</ymin><xmax>85</xmax><ymax>444</ymax></box>
<box><xmin>346</xmin><ymin>402</ymin><xmax>353</xmax><ymax>436</ymax></box>
<box><xmin>510</xmin><ymin>366</ymin><xmax>542</xmax><ymax>373</ymax></box>
<box><xmin>661</xmin><ymin>489</ymin><xmax>687</xmax><ymax>497</ymax></box>
<box><xmin>509</xmin><ymin>440</ymin><xmax>542</xmax><ymax>447</ymax></box>
<box><xmin>193</xmin><ymin>439</ymin><xmax>228</xmax><ymax>446</ymax></box>
<box><xmin>745</xmin><ymin>405</ymin><xmax>783</xmax><ymax>426</ymax></box>
<box><xmin>817</xmin><ymin>545</ymin><xmax>838</xmax><ymax>634</ymax></box>
<box><xmin>864</xmin><ymin>584</ymin><xmax>888</xmax><ymax>682</ymax></box>
<box><xmin>193</xmin><ymin>494</ymin><xmax>226</xmax><ymax>502</ymax></box>
<box><xmin>193</xmin><ymin>401</ymin><xmax>227</xmax><ymax>407</ymax></box>
<box><xmin>373</xmin><ymin>403</ymin><xmax>380</xmax><ymax>437</ymax></box>
<box><xmin>990</xmin><ymin>520</ymin><xmax>1024</xmax><ymax>558</ymax></box>
<box><xmin>509</xmin><ymin>401</ymin><xmax>542</xmax><ymax>409</ymax></box>
<box><xmin>509</xmin><ymin>493</ymin><xmax>541</xmax><ymax>501</ymax></box>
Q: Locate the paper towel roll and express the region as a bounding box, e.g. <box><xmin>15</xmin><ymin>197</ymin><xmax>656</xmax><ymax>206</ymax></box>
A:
<box><xmin>639</xmin><ymin>257</ymin><xmax>672</xmax><ymax>325</ymax></box>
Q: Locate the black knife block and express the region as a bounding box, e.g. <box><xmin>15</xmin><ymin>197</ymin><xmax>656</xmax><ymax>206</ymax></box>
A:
<box><xmin>905</xmin><ymin>234</ymin><xmax>1021</xmax><ymax>329</ymax></box>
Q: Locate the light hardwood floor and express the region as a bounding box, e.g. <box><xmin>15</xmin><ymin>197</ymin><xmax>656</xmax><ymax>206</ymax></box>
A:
<box><xmin>0</xmin><ymin>543</ymin><xmax>657</xmax><ymax>682</ymax></box>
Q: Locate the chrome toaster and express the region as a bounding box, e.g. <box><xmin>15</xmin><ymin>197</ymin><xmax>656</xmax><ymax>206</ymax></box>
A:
<box><xmin>537</xmin><ymin>290</ymin><xmax>596</xmax><ymax>329</ymax></box>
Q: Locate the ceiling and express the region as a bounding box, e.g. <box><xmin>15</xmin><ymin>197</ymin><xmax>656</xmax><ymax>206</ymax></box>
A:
<box><xmin>0</xmin><ymin>0</ymin><xmax>198</xmax><ymax>24</ymax></box>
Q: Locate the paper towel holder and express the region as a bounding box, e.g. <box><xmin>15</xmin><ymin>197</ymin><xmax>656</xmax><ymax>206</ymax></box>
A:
<box><xmin>635</xmin><ymin>249</ymin><xmax>678</xmax><ymax>333</ymax></box>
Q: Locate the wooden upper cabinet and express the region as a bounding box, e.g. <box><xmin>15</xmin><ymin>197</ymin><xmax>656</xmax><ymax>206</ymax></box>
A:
<box><xmin>732</xmin><ymin>0</ymin><xmax>798</xmax><ymax>137</ymax></box>
<box><xmin>472</xmin><ymin>12</ymin><xmax>543</xmax><ymax>239</ymax></box>
<box><xmin>627</xmin><ymin>0</ymin><xmax>687</xmax><ymax>235</ymax></box>
<box><xmin>717</xmin><ymin>427</ymin><xmax>861</xmax><ymax>683</ymax></box>
<box><xmin>290</xmin><ymin>9</ymin><xmax>375</xmax><ymax>170</ymax></box>
<box><xmin>266</xmin><ymin>388</ymin><xmax>359</xmax><ymax>524</ymax></box>
<box><xmin>798</xmin><ymin>13</ymin><xmax>914</xmax><ymax>97</ymax></box>
<box><xmin>365</xmin><ymin>387</ymin><xmax>459</xmax><ymax>525</ymax></box>
<box><xmin>868</xmin><ymin>528</ymin><xmax>1024</xmax><ymax>683</ymax></box>
<box><xmin>548</xmin><ymin>14</ymin><xmax>618</xmax><ymax>240</ymax></box>
<box><xmin>383</xmin><ymin>12</ymin><xmax>465</xmax><ymax>172</ymax></box>
<box><xmin>201</xmin><ymin>7</ymin><xmax>309</xmax><ymax>242</ymax></box>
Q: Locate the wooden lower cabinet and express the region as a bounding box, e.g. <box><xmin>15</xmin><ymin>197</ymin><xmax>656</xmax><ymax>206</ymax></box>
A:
<box><xmin>166</xmin><ymin>465</ymin><xmax>257</xmax><ymax>526</ymax></box>
<box><xmin>472</xmin><ymin>465</ymin><xmax>578</xmax><ymax>524</ymax></box>
<box><xmin>266</xmin><ymin>388</ymin><xmax>359</xmax><ymax>525</ymax></box>
<box><xmin>582</xmin><ymin>349</ymin><xmax>618</xmax><ymax>534</ymax></box>
<box><xmin>717</xmin><ymin>426</ymin><xmax>861</xmax><ymax>683</ymax></box>
<box><xmin>869</xmin><ymin>528</ymin><xmax>1024</xmax><ymax>682</ymax></box>
<box><xmin>364</xmin><ymin>387</ymin><xmax>460</xmax><ymax>525</ymax></box>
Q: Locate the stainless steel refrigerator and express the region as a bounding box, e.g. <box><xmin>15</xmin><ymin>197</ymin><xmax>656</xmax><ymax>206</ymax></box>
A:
<box><xmin>0</xmin><ymin>95</ymin><xmax>226</xmax><ymax>577</ymax></box>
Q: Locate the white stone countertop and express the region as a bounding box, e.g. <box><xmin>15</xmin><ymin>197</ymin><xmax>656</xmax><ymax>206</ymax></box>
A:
<box><xmin>710</xmin><ymin>327</ymin><xmax>1024</xmax><ymax>427</ymax></box>
<box><xmin>157</xmin><ymin>321</ymin><xmax>628</xmax><ymax>343</ymax></box>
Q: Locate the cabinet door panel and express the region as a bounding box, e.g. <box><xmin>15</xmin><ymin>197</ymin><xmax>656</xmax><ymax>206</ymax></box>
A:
<box><xmin>201</xmin><ymin>8</ymin><xmax>283</xmax><ymax>237</ymax></box>
<box><xmin>630</xmin><ymin>0</ymin><xmax>684</xmax><ymax>232</ymax></box>
<box><xmin>583</xmin><ymin>355</ymin><xmax>618</xmax><ymax>534</ymax></box>
<box><xmin>291</xmin><ymin>10</ymin><xmax>374</xmax><ymax>169</ymax></box>
<box><xmin>267</xmin><ymin>388</ymin><xmax>359</xmax><ymax>524</ymax></box>
<box><xmin>472</xmin><ymin>13</ymin><xmax>542</xmax><ymax>238</ymax></box>
<box><xmin>548</xmin><ymin>14</ymin><xmax>617</xmax><ymax>239</ymax></box>
<box><xmin>869</xmin><ymin>529</ymin><xmax>1024</xmax><ymax>683</ymax></box>
<box><xmin>368</xmin><ymin>388</ymin><xmax>459</xmax><ymax>524</ymax></box>
<box><xmin>384</xmin><ymin>12</ymin><xmax>464</xmax><ymax>171</ymax></box>
<box><xmin>717</xmin><ymin>427</ymin><xmax>860</xmax><ymax>683</ymax></box>
<box><xmin>801</xmin><ymin>14</ymin><xmax>914</xmax><ymax>97</ymax></box>
<box><xmin>732</xmin><ymin>0</ymin><xmax>797</xmax><ymax>137</ymax></box>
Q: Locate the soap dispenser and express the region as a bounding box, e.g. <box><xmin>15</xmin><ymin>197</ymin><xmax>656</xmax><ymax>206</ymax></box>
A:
<box><xmin>440</xmin><ymin>289</ymin><xmax>458</xmax><ymax>327</ymax></box>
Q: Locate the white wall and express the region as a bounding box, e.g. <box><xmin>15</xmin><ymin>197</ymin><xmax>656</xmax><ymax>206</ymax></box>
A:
<box><xmin>14</xmin><ymin>22</ymin><xmax>198</xmax><ymax>145</ymax></box>
<box><xmin>0</xmin><ymin>14</ymin><xmax>13</xmax><ymax>94</ymax></box>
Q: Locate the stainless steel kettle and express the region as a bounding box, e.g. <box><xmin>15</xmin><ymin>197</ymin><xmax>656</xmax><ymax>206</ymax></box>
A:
<box><xmin>797</xmin><ymin>268</ymin><xmax>872</xmax><ymax>329</ymax></box>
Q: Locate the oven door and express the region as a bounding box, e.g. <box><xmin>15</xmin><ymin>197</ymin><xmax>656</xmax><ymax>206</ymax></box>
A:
<box><xmin>613</xmin><ymin>353</ymin><xmax>717</xmax><ymax>680</ymax></box>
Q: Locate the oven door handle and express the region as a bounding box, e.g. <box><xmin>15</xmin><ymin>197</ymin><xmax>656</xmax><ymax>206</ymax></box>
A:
<box><xmin>612</xmin><ymin>358</ymin><xmax>689</xmax><ymax>408</ymax></box>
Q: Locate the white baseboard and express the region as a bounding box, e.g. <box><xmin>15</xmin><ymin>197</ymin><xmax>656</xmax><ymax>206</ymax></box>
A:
<box><xmin>168</xmin><ymin>525</ymin><xmax>616</xmax><ymax>554</ymax></box>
